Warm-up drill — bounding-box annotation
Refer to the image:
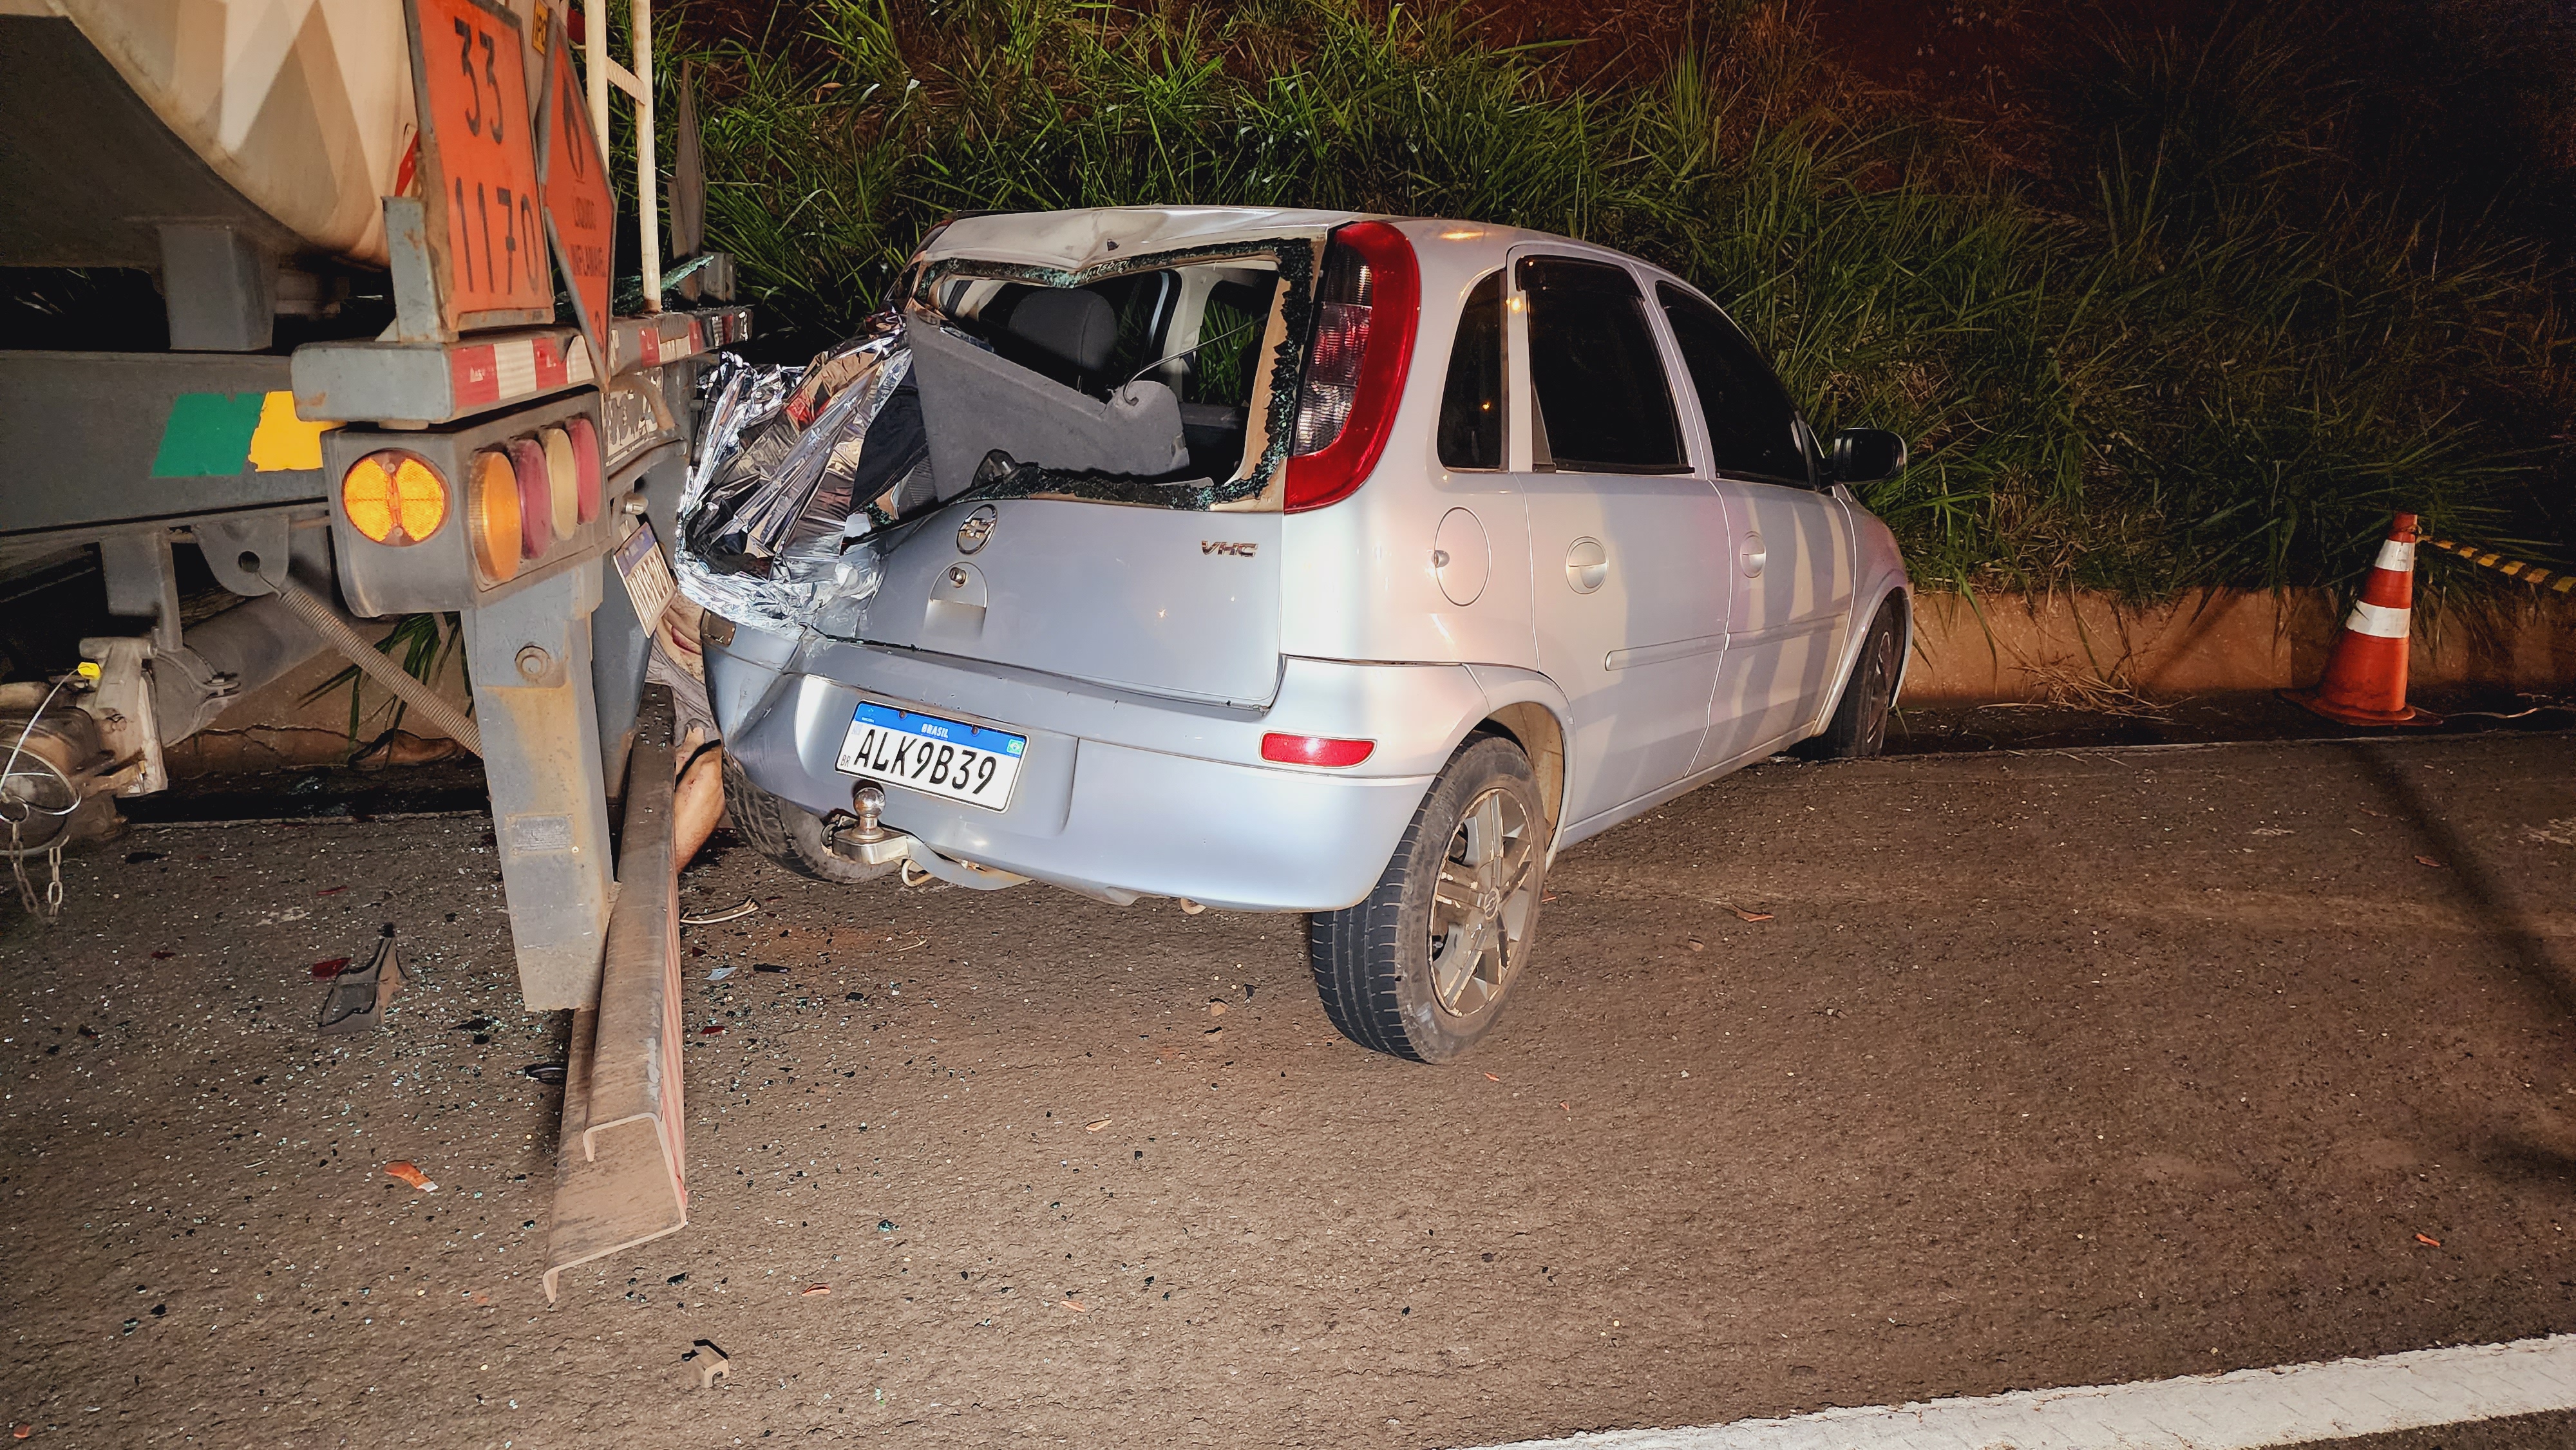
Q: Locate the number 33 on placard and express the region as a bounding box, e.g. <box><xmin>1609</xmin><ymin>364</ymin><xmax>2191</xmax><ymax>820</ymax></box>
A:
<box><xmin>406</xmin><ymin>0</ymin><xmax>554</xmax><ymax>329</ymax></box>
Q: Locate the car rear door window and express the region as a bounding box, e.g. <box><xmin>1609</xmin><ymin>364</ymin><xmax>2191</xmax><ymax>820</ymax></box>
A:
<box><xmin>1515</xmin><ymin>256</ymin><xmax>1687</xmax><ymax>475</ymax></box>
<box><xmin>1656</xmin><ymin>283</ymin><xmax>1810</xmax><ymax>485</ymax></box>
<box><xmin>1437</xmin><ymin>270</ymin><xmax>1505</xmax><ymax>469</ymax></box>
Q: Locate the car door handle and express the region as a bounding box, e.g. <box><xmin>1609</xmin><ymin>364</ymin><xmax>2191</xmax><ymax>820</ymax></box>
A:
<box><xmin>1565</xmin><ymin>538</ymin><xmax>1607</xmax><ymax>594</ymax></box>
<box><xmin>1739</xmin><ymin>531</ymin><xmax>1766</xmax><ymax>579</ymax></box>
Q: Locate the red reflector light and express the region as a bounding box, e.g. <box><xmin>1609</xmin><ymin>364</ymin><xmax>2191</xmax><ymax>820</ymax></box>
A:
<box><xmin>1261</xmin><ymin>733</ymin><xmax>1375</xmax><ymax>767</ymax></box>
<box><xmin>1285</xmin><ymin>220</ymin><xmax>1419</xmax><ymax>514</ymax></box>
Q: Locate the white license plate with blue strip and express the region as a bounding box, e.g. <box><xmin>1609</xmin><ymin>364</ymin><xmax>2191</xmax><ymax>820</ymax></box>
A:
<box><xmin>835</xmin><ymin>701</ymin><xmax>1027</xmax><ymax>811</ymax></box>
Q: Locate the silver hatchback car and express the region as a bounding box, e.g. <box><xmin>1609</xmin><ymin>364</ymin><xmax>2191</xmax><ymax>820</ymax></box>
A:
<box><xmin>697</xmin><ymin>206</ymin><xmax>1913</xmax><ymax>1062</ymax></box>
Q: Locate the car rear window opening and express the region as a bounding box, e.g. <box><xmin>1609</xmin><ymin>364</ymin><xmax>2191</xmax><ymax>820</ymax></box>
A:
<box><xmin>912</xmin><ymin>243</ymin><xmax>1310</xmax><ymax>511</ymax></box>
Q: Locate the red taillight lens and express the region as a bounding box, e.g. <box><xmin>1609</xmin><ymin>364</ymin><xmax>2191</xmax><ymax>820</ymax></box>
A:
<box><xmin>564</xmin><ymin>413</ymin><xmax>604</xmax><ymax>523</ymax></box>
<box><xmin>508</xmin><ymin>437</ymin><xmax>552</xmax><ymax>560</ymax></box>
<box><xmin>1285</xmin><ymin>220</ymin><xmax>1419</xmax><ymax>513</ymax></box>
<box><xmin>1261</xmin><ymin>733</ymin><xmax>1376</xmax><ymax>767</ymax></box>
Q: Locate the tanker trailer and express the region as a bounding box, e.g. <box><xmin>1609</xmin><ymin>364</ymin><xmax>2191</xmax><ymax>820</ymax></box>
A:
<box><xmin>0</xmin><ymin>0</ymin><xmax>742</xmax><ymax>1283</ymax></box>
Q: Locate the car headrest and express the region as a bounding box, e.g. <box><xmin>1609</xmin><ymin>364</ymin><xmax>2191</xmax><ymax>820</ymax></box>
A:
<box><xmin>1007</xmin><ymin>288</ymin><xmax>1119</xmax><ymax>375</ymax></box>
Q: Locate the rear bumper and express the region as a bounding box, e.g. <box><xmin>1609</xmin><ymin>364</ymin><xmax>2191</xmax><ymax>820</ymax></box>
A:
<box><xmin>710</xmin><ymin>634</ymin><xmax>1486</xmax><ymax>912</ymax></box>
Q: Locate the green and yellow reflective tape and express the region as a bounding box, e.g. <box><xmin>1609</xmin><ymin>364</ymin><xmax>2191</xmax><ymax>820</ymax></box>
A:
<box><xmin>149</xmin><ymin>391</ymin><xmax>337</xmax><ymax>478</ymax></box>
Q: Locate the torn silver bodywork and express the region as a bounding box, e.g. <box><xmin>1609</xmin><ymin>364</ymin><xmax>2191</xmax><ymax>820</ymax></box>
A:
<box><xmin>674</xmin><ymin>226</ymin><xmax>1325</xmax><ymax>701</ymax></box>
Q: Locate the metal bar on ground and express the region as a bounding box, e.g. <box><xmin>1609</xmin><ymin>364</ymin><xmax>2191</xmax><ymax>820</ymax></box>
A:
<box><xmin>542</xmin><ymin>687</ymin><xmax>687</xmax><ymax>1301</ymax></box>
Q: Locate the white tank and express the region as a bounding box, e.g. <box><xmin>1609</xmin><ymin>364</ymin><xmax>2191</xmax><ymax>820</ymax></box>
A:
<box><xmin>44</xmin><ymin>0</ymin><xmax>442</xmax><ymax>268</ymax></box>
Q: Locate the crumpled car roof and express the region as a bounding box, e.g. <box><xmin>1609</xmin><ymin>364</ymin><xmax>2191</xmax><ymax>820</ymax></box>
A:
<box><xmin>921</xmin><ymin>206</ymin><xmax>1364</xmax><ymax>271</ymax></box>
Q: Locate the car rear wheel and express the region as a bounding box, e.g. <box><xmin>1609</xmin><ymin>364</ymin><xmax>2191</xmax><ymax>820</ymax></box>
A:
<box><xmin>1308</xmin><ymin>735</ymin><xmax>1549</xmax><ymax>1063</ymax></box>
<box><xmin>1813</xmin><ymin>596</ymin><xmax>1902</xmax><ymax>759</ymax></box>
<box><xmin>719</xmin><ymin>751</ymin><xmax>895</xmax><ymax>884</ymax></box>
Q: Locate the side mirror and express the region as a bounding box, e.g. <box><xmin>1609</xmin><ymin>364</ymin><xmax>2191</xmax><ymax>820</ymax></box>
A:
<box><xmin>1829</xmin><ymin>428</ymin><xmax>1907</xmax><ymax>485</ymax></box>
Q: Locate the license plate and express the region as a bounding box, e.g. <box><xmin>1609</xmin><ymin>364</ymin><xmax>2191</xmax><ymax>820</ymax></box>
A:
<box><xmin>835</xmin><ymin>701</ymin><xmax>1026</xmax><ymax>811</ymax></box>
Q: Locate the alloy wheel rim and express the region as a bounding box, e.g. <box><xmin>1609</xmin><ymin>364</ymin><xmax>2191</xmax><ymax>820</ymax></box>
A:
<box><xmin>1427</xmin><ymin>784</ymin><xmax>1538</xmax><ymax>1017</ymax></box>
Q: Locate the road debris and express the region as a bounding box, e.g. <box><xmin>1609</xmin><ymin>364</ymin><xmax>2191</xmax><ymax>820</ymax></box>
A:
<box><xmin>1085</xmin><ymin>1119</ymin><xmax>1110</xmax><ymax>1131</ymax></box>
<box><xmin>1208</xmin><ymin>1001</ymin><xmax>1227</xmax><ymax>1016</ymax></box>
<box><xmin>681</xmin><ymin>899</ymin><xmax>760</xmax><ymax>926</ymax></box>
<box><xmin>801</xmin><ymin>1284</ymin><xmax>831</xmax><ymax>1297</ymax></box>
<box><xmin>753</xmin><ymin>963</ymin><xmax>788</xmax><ymax>974</ymax></box>
<box><xmin>2416</xmin><ymin>1232</ymin><xmax>2443</xmax><ymax>1247</ymax></box>
<box><xmin>1727</xmin><ymin>904</ymin><xmax>1775</xmax><ymax>922</ymax></box>
<box><xmin>707</xmin><ymin>965</ymin><xmax>736</xmax><ymax>981</ymax></box>
<box><xmin>1177</xmin><ymin>899</ymin><xmax>1207</xmax><ymax>916</ymax></box>
<box><xmin>522</xmin><ymin>1062</ymin><xmax>567</xmax><ymax>1085</ymax></box>
<box><xmin>384</xmin><ymin>1162</ymin><xmax>437</xmax><ymax>1192</ymax></box>
<box><xmin>1062</xmin><ymin>1297</ymin><xmax>1088</xmax><ymax>1312</ymax></box>
<box><xmin>306</xmin><ymin>957</ymin><xmax>350</xmax><ymax>978</ymax></box>
<box><xmin>316</xmin><ymin>927</ymin><xmax>407</xmax><ymax>1037</ymax></box>
<box><xmin>1484</xmin><ymin>1072</ymin><xmax>1502</xmax><ymax>1082</ymax></box>
<box><xmin>681</xmin><ymin>1340</ymin><xmax>731</xmax><ymax>1388</ymax></box>
<box><xmin>2414</xmin><ymin>856</ymin><xmax>2446</xmax><ymax>869</ymax></box>
<box><xmin>1685</xmin><ymin>938</ymin><xmax>1705</xmax><ymax>952</ymax></box>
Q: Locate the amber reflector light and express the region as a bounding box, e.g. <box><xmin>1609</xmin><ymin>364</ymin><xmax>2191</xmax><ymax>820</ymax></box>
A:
<box><xmin>340</xmin><ymin>451</ymin><xmax>448</xmax><ymax>545</ymax></box>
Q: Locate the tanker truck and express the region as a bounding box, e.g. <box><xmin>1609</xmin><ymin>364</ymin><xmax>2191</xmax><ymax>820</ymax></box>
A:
<box><xmin>0</xmin><ymin>0</ymin><xmax>738</xmax><ymax>1290</ymax></box>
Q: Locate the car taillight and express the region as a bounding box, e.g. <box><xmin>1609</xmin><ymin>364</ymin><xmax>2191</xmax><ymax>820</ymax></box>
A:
<box><xmin>564</xmin><ymin>414</ymin><xmax>604</xmax><ymax>523</ymax></box>
<box><xmin>340</xmin><ymin>450</ymin><xmax>448</xmax><ymax>545</ymax></box>
<box><xmin>468</xmin><ymin>447</ymin><xmax>523</xmax><ymax>583</ymax></box>
<box><xmin>1261</xmin><ymin>733</ymin><xmax>1376</xmax><ymax>767</ymax></box>
<box><xmin>1285</xmin><ymin>220</ymin><xmax>1419</xmax><ymax>513</ymax></box>
<box><xmin>508</xmin><ymin>438</ymin><xmax>553</xmax><ymax>560</ymax></box>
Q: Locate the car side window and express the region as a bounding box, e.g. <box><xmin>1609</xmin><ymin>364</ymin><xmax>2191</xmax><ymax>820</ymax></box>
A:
<box><xmin>1436</xmin><ymin>270</ymin><xmax>1506</xmax><ymax>470</ymax></box>
<box><xmin>1515</xmin><ymin>256</ymin><xmax>1687</xmax><ymax>475</ymax></box>
<box><xmin>1656</xmin><ymin>283</ymin><xmax>1811</xmax><ymax>486</ymax></box>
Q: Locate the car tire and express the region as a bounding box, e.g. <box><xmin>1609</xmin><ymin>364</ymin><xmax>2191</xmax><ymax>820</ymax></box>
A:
<box><xmin>1812</xmin><ymin>596</ymin><xmax>1902</xmax><ymax>759</ymax></box>
<box><xmin>1307</xmin><ymin>734</ymin><xmax>1549</xmax><ymax>1063</ymax></box>
<box><xmin>719</xmin><ymin>750</ymin><xmax>895</xmax><ymax>884</ymax></box>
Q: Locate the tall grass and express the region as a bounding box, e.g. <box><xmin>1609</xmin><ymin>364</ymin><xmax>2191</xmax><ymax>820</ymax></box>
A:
<box><xmin>649</xmin><ymin>0</ymin><xmax>2568</xmax><ymax>600</ymax></box>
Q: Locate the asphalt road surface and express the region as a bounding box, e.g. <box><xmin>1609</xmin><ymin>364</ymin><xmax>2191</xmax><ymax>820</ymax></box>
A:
<box><xmin>1</xmin><ymin>733</ymin><xmax>2570</xmax><ymax>1447</ymax></box>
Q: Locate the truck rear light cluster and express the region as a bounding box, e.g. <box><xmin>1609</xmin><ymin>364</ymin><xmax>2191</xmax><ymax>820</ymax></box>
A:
<box><xmin>1285</xmin><ymin>220</ymin><xmax>1419</xmax><ymax>514</ymax></box>
<box><xmin>464</xmin><ymin>420</ymin><xmax>605</xmax><ymax>583</ymax></box>
<box><xmin>339</xmin><ymin>450</ymin><xmax>449</xmax><ymax>546</ymax></box>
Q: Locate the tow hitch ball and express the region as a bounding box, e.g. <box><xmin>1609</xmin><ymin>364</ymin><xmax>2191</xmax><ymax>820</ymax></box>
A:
<box><xmin>823</xmin><ymin>782</ymin><xmax>905</xmax><ymax>865</ymax></box>
<box><xmin>844</xmin><ymin>783</ymin><xmax>889</xmax><ymax>843</ymax></box>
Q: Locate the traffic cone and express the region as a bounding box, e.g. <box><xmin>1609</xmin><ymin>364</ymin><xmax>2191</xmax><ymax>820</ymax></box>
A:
<box><xmin>2282</xmin><ymin>513</ymin><xmax>2441</xmax><ymax>727</ymax></box>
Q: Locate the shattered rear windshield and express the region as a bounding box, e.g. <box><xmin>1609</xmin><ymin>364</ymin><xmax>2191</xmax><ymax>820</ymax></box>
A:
<box><xmin>905</xmin><ymin>238</ymin><xmax>1316</xmax><ymax>511</ymax></box>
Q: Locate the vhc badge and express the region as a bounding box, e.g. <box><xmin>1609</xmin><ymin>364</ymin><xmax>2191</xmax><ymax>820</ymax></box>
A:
<box><xmin>956</xmin><ymin>504</ymin><xmax>998</xmax><ymax>555</ymax></box>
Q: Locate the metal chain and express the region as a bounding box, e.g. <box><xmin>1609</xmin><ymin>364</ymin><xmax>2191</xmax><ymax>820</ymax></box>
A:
<box><xmin>6</xmin><ymin>819</ymin><xmax>62</xmax><ymax>924</ymax></box>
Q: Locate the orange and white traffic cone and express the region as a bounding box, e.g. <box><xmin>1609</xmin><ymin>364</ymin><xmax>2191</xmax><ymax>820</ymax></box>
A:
<box><xmin>2282</xmin><ymin>512</ymin><xmax>2441</xmax><ymax>727</ymax></box>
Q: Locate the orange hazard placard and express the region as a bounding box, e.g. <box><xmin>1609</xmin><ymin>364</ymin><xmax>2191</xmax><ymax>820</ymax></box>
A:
<box><xmin>538</xmin><ymin>12</ymin><xmax>614</xmax><ymax>376</ymax></box>
<box><xmin>404</xmin><ymin>0</ymin><xmax>556</xmax><ymax>333</ymax></box>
